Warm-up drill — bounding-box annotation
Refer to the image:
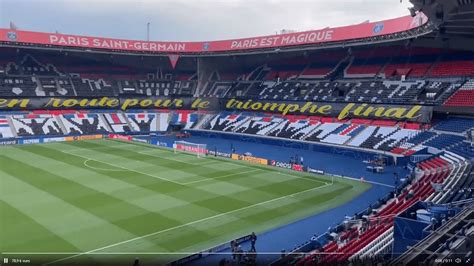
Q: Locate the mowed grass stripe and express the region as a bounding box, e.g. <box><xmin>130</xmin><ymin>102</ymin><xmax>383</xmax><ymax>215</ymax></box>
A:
<box><xmin>63</xmin><ymin>141</ymin><xmax>247</xmax><ymax>184</ymax></box>
<box><xmin>49</xmin><ymin>141</ymin><xmax>324</xmax><ymax>202</ymax></box>
<box><xmin>0</xmin><ymin>199</ymin><xmax>79</xmax><ymax>252</ymax></box>
<box><xmin>164</xmin><ymin>185</ymin><xmax>355</xmax><ymax>252</ymax></box>
<box><xmin>5</xmin><ymin>146</ymin><xmax>223</xmax><ymax>223</ymax></box>
<box><xmin>40</xmin><ymin>143</ymin><xmax>282</xmax><ymax>213</ymax></box>
<box><xmin>1</xmin><ymin>140</ymin><xmax>371</xmax><ymax>264</ymax></box>
<box><xmin>51</xmin><ymin>141</ymin><xmax>331</xmax><ymax>215</ymax></box>
<box><xmin>1</xmin><ymin>172</ymin><xmax>139</xmax><ymax>252</ymax></box>
<box><xmin>105</xmin><ymin>183</ymin><xmax>359</xmax><ymax>255</ymax></box>
<box><xmin>34</xmin><ymin>143</ymin><xmax>307</xmax><ymax>215</ymax></box>
<box><xmin>6</xmin><ymin>143</ymin><xmax>325</xmax><ymax>237</ymax></box>
<box><xmin>84</xmin><ymin>139</ymin><xmax>329</xmax><ymax>186</ymax></box>
<box><xmin>0</xmin><ymin>155</ymin><xmax>182</xmax><ymax>239</ymax></box>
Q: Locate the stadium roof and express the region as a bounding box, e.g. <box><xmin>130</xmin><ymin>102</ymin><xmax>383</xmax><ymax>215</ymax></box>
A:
<box><xmin>409</xmin><ymin>0</ymin><xmax>474</xmax><ymax>50</ymax></box>
<box><xmin>0</xmin><ymin>14</ymin><xmax>430</xmax><ymax>56</ymax></box>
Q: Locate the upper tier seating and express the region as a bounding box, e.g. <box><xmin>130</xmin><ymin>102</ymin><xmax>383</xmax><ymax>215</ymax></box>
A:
<box><xmin>226</xmin><ymin>79</ymin><xmax>463</xmax><ymax>105</ymax></box>
<box><xmin>0</xmin><ymin>48</ymin><xmax>471</xmax><ymax>103</ymax></box>
<box><xmin>443</xmin><ymin>80</ymin><xmax>474</xmax><ymax>107</ymax></box>
<box><xmin>429</xmin><ymin>61</ymin><xmax>474</xmax><ymax>77</ymax></box>
<box><xmin>0</xmin><ymin>76</ymin><xmax>38</xmax><ymax>96</ymax></box>
<box><xmin>0</xmin><ymin>52</ymin><xmax>197</xmax><ymax>98</ymax></box>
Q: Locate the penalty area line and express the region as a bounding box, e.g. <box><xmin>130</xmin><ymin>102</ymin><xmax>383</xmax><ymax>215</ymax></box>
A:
<box><xmin>59</xmin><ymin>149</ymin><xmax>183</xmax><ymax>185</ymax></box>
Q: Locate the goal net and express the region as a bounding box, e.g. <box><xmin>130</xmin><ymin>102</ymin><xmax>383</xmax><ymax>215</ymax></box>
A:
<box><xmin>173</xmin><ymin>141</ymin><xmax>208</xmax><ymax>158</ymax></box>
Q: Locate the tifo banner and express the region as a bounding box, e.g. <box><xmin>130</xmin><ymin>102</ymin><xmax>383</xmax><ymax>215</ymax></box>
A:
<box><xmin>0</xmin><ymin>96</ymin><xmax>432</xmax><ymax>122</ymax></box>
<box><xmin>0</xmin><ymin>14</ymin><xmax>427</xmax><ymax>53</ymax></box>
<box><xmin>224</xmin><ymin>99</ymin><xmax>432</xmax><ymax>122</ymax></box>
<box><xmin>0</xmin><ymin>97</ymin><xmax>212</xmax><ymax>111</ymax></box>
<box><xmin>232</xmin><ymin>154</ymin><xmax>268</xmax><ymax>165</ymax></box>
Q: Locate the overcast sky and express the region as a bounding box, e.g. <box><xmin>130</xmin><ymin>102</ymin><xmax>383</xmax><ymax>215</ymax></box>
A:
<box><xmin>0</xmin><ymin>0</ymin><xmax>413</xmax><ymax>41</ymax></box>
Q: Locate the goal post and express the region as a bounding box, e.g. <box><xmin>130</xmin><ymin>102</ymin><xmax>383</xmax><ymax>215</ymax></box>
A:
<box><xmin>173</xmin><ymin>141</ymin><xmax>208</xmax><ymax>158</ymax></box>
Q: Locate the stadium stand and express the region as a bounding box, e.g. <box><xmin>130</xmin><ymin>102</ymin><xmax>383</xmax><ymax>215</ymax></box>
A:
<box><xmin>444</xmin><ymin>80</ymin><xmax>474</xmax><ymax>106</ymax></box>
<box><xmin>392</xmin><ymin>203</ymin><xmax>473</xmax><ymax>266</ymax></box>
<box><xmin>0</xmin><ymin>7</ymin><xmax>473</xmax><ymax>264</ymax></box>
<box><xmin>59</xmin><ymin>113</ymin><xmax>110</xmax><ymax>135</ymax></box>
<box><xmin>10</xmin><ymin>114</ymin><xmax>63</xmax><ymax>136</ymax></box>
<box><xmin>126</xmin><ymin>113</ymin><xmax>158</xmax><ymax>132</ymax></box>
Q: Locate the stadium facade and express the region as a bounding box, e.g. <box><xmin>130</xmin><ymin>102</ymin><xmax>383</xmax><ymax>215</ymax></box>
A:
<box><xmin>0</xmin><ymin>0</ymin><xmax>473</xmax><ymax>265</ymax></box>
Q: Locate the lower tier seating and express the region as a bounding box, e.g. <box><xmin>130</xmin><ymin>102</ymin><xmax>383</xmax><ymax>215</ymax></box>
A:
<box><xmin>11</xmin><ymin>114</ymin><xmax>62</xmax><ymax>136</ymax></box>
<box><xmin>294</xmin><ymin>155</ymin><xmax>470</xmax><ymax>265</ymax></box>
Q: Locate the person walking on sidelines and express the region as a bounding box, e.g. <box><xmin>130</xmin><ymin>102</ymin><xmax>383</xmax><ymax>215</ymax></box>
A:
<box><xmin>230</xmin><ymin>239</ymin><xmax>237</xmax><ymax>261</ymax></box>
<box><xmin>236</xmin><ymin>245</ymin><xmax>243</xmax><ymax>264</ymax></box>
<box><xmin>250</xmin><ymin>232</ymin><xmax>257</xmax><ymax>252</ymax></box>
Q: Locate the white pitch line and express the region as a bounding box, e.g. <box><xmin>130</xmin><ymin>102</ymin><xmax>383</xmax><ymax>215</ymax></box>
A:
<box><xmin>137</xmin><ymin>150</ymin><xmax>206</xmax><ymax>166</ymax></box>
<box><xmin>330</xmin><ymin>175</ymin><xmax>395</xmax><ymax>188</ymax></box>
<box><xmin>83</xmin><ymin>159</ymin><xmax>127</xmax><ymax>172</ymax></box>
<box><xmin>63</xmin><ymin>145</ymin><xmax>130</xmax><ymax>153</ymax></box>
<box><xmin>276</xmin><ymin>171</ymin><xmax>328</xmax><ymax>185</ymax></box>
<box><xmin>44</xmin><ymin>182</ymin><xmax>333</xmax><ymax>265</ymax></box>
<box><xmin>134</xmin><ymin>149</ymin><xmax>327</xmax><ymax>186</ymax></box>
<box><xmin>181</xmin><ymin>169</ymin><xmax>262</xmax><ymax>185</ymax></box>
<box><xmin>60</xmin><ymin>149</ymin><xmax>183</xmax><ymax>185</ymax></box>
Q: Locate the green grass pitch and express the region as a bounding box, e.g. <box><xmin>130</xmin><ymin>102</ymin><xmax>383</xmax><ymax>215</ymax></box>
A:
<box><xmin>0</xmin><ymin>139</ymin><xmax>370</xmax><ymax>265</ymax></box>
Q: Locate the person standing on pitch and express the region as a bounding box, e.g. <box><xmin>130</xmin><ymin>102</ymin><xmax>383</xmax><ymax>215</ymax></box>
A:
<box><xmin>250</xmin><ymin>232</ymin><xmax>257</xmax><ymax>252</ymax></box>
<box><xmin>230</xmin><ymin>239</ymin><xmax>237</xmax><ymax>260</ymax></box>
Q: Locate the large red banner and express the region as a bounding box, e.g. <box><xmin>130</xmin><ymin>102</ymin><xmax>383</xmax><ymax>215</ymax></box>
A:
<box><xmin>0</xmin><ymin>14</ymin><xmax>427</xmax><ymax>53</ymax></box>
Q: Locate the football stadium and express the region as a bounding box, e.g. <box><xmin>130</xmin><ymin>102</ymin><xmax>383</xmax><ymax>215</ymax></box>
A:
<box><xmin>0</xmin><ymin>0</ymin><xmax>473</xmax><ymax>265</ymax></box>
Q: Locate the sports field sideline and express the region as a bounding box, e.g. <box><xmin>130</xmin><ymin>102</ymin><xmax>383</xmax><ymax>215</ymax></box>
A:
<box><xmin>0</xmin><ymin>139</ymin><xmax>370</xmax><ymax>265</ymax></box>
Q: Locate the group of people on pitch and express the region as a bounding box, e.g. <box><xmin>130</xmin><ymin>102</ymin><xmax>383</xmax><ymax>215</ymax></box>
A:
<box><xmin>222</xmin><ymin>232</ymin><xmax>257</xmax><ymax>265</ymax></box>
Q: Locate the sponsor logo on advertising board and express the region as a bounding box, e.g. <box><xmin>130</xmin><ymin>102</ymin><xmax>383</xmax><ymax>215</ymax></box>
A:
<box><xmin>0</xmin><ymin>139</ymin><xmax>17</xmax><ymax>145</ymax></box>
<box><xmin>21</xmin><ymin>138</ymin><xmax>41</xmax><ymax>144</ymax></box>
<box><xmin>132</xmin><ymin>137</ymin><xmax>148</xmax><ymax>143</ymax></box>
<box><xmin>108</xmin><ymin>134</ymin><xmax>132</xmax><ymax>141</ymax></box>
<box><xmin>232</xmin><ymin>154</ymin><xmax>268</xmax><ymax>165</ymax></box>
<box><xmin>43</xmin><ymin>137</ymin><xmax>66</xmax><ymax>143</ymax></box>
<box><xmin>208</xmin><ymin>150</ymin><xmax>231</xmax><ymax>158</ymax></box>
<box><xmin>270</xmin><ymin>160</ymin><xmax>292</xmax><ymax>169</ymax></box>
<box><xmin>307</xmin><ymin>167</ymin><xmax>325</xmax><ymax>175</ymax></box>
<box><xmin>175</xmin><ymin>144</ymin><xmax>207</xmax><ymax>154</ymax></box>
